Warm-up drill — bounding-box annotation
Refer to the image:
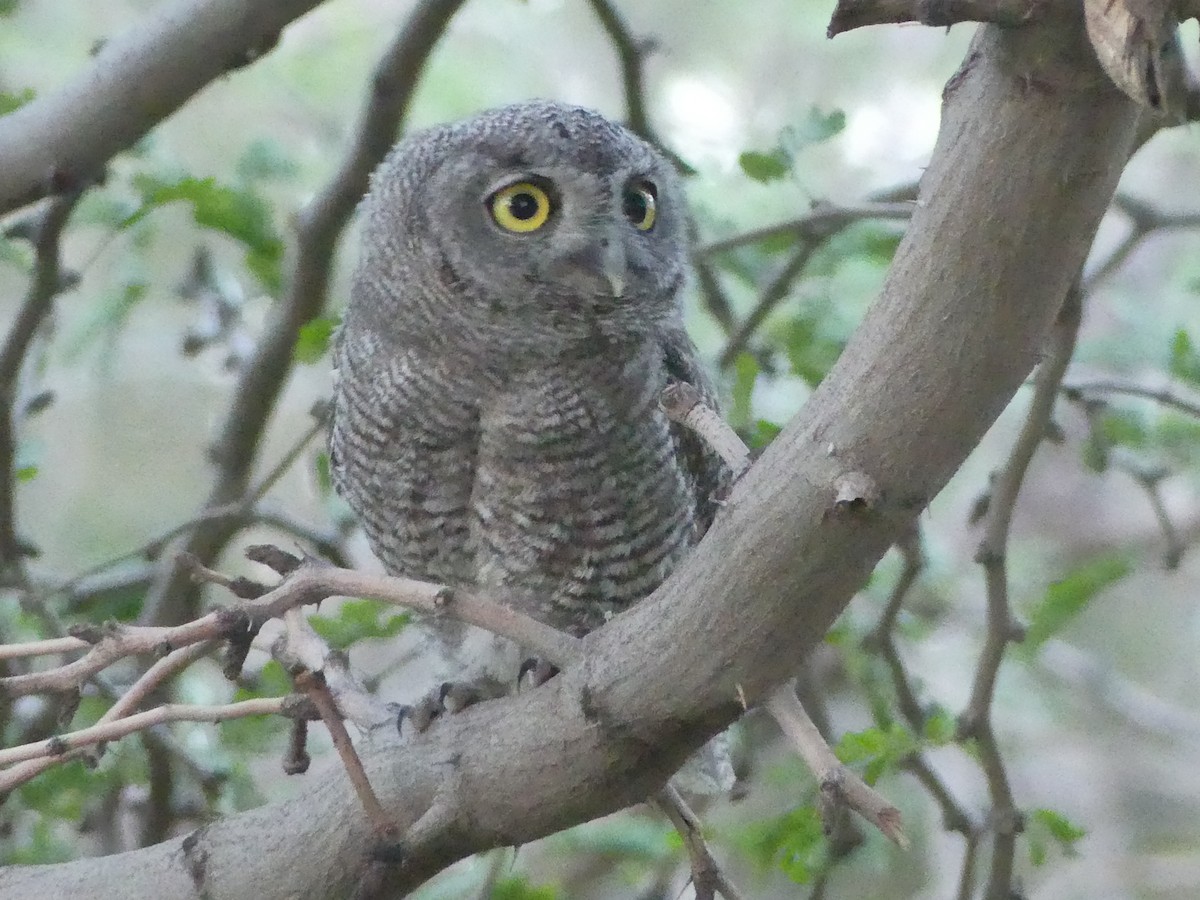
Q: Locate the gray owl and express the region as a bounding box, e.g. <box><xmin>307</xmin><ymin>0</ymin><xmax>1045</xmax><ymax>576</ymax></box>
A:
<box><xmin>329</xmin><ymin>100</ymin><xmax>728</xmax><ymax>702</ymax></box>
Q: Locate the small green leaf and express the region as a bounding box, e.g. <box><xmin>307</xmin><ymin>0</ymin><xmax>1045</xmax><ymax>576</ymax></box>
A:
<box><xmin>124</xmin><ymin>175</ymin><xmax>283</xmax><ymax>291</ymax></box>
<box><xmin>738</xmin><ymin>148</ymin><xmax>792</xmax><ymax>182</ymax></box>
<box><xmin>294</xmin><ymin>316</ymin><xmax>338</xmax><ymax>364</ymax></box>
<box><xmin>15</xmin><ymin>465</ymin><xmax>37</xmax><ymax>482</ymax></box>
<box><xmin>836</xmin><ymin>723</ymin><xmax>917</xmax><ymax>784</ymax></box>
<box><xmin>1170</xmin><ymin>328</ymin><xmax>1200</xmax><ymax>386</ymax></box>
<box><xmin>0</xmin><ymin>87</ymin><xmax>34</xmax><ymax>117</ymax></box>
<box><xmin>780</xmin><ymin>312</ymin><xmax>844</xmax><ymax>386</ymax></box>
<box><xmin>1027</xmin><ymin>808</ymin><xmax>1086</xmax><ymax>866</ymax></box>
<box><xmin>1023</xmin><ymin>555</ymin><xmax>1131</xmax><ymax>652</ymax></box>
<box><xmin>921</xmin><ymin>706</ymin><xmax>956</xmax><ymax>745</ymax></box>
<box><xmin>782</xmin><ymin>107</ymin><xmax>847</xmax><ymax>149</ymax></box>
<box><xmin>737</xmin><ymin>805</ymin><xmax>826</xmax><ymax>884</ymax></box>
<box><xmin>746</xmin><ymin>418</ymin><xmax>782</xmax><ymax>449</ymax></box>
<box><xmin>308</xmin><ymin>600</ymin><xmax>410</xmax><ymax>650</ymax></box>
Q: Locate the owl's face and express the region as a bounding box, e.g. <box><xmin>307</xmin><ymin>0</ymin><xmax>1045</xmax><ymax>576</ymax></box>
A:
<box><xmin>355</xmin><ymin>102</ymin><xmax>689</xmax><ymax>360</ymax></box>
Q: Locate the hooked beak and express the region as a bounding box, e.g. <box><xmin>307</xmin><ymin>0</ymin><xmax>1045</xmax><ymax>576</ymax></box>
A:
<box><xmin>564</xmin><ymin>239</ymin><xmax>626</xmax><ymax>299</ymax></box>
<box><xmin>601</xmin><ymin>241</ymin><xmax>626</xmax><ymax>299</ymax></box>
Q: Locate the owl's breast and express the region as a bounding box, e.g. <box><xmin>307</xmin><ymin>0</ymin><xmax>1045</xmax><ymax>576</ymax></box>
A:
<box><xmin>470</xmin><ymin>344</ymin><xmax>695</xmax><ymax>634</ymax></box>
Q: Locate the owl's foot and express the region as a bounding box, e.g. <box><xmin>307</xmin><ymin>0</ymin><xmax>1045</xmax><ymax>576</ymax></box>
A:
<box><xmin>396</xmin><ymin>680</ymin><xmax>488</xmax><ymax>734</ymax></box>
<box><xmin>517</xmin><ymin>656</ymin><xmax>559</xmax><ymax>689</ymax></box>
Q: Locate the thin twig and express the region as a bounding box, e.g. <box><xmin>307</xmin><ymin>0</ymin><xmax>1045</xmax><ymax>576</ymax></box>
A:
<box><xmin>0</xmin><ymin>636</ymin><xmax>88</xmax><ymax>661</ymax></box>
<box><xmin>0</xmin><ymin>640</ymin><xmax>215</xmax><ymax>795</ymax></box>
<box><xmin>764</xmin><ymin>686</ymin><xmax>907</xmax><ymax>847</ymax></box>
<box><xmin>1062</xmin><ymin>379</ymin><xmax>1200</xmax><ymax>420</ymax></box>
<box><xmin>0</xmin><ymin>190</ymin><xmax>82</xmax><ymax>581</ymax></box>
<box><xmin>655</xmin><ymin>783</ymin><xmax>748</xmax><ymax>900</ymax></box>
<box><xmin>0</xmin><ymin>697</ymin><xmax>290</xmax><ymax>768</ymax></box>
<box><xmin>967</xmin><ymin>283</ymin><xmax>1083</xmax><ymax>900</ymax></box>
<box><xmin>697</xmin><ymin>202</ymin><xmax>912</xmax><ymax>258</ymax></box>
<box><xmin>1</xmin><ymin>561</ymin><xmax>581</xmax><ymax>698</ymax></box>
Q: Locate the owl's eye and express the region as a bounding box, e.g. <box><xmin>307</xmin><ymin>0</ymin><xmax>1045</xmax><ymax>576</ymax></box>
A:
<box><xmin>623</xmin><ymin>181</ymin><xmax>657</xmax><ymax>231</ymax></box>
<box><xmin>489</xmin><ymin>181</ymin><xmax>553</xmax><ymax>233</ymax></box>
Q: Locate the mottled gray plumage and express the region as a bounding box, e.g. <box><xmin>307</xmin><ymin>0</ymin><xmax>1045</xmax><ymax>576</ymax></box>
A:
<box><xmin>329</xmin><ymin>101</ymin><xmax>726</xmax><ymax>675</ymax></box>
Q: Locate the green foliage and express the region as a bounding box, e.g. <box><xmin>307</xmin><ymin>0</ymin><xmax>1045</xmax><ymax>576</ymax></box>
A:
<box><xmin>64</xmin><ymin>279</ymin><xmax>150</xmax><ymax>361</ymax></box>
<box><xmin>314</xmin><ymin>450</ymin><xmax>333</xmax><ymax>495</ymax></box>
<box><xmin>777</xmin><ymin>307</ymin><xmax>845</xmax><ymax>386</ymax></box>
<box><xmin>308</xmin><ymin>600</ymin><xmax>410</xmax><ymax>650</ymax></box>
<box><xmin>739</xmin><ymin>148</ymin><xmax>793</xmax><ymax>182</ymax></box>
<box><xmin>223</xmin><ymin>661</ymin><xmax>293</xmax><ymax>751</ymax></box>
<box><xmin>1022</xmin><ymin>555</ymin><xmax>1131</xmax><ymax>652</ymax></box>
<box><xmin>921</xmin><ymin>706</ymin><xmax>957</xmax><ymax>745</ymax></box>
<box><xmin>123</xmin><ymin>175</ymin><xmax>284</xmax><ymax>291</ymax></box>
<box><xmin>490</xmin><ymin>876</ymin><xmax>559</xmax><ymax>900</ymax></box>
<box><xmin>835</xmin><ymin>722</ymin><xmax>918</xmax><ymax>784</ymax></box>
<box><xmin>739</xmin><ymin>804</ymin><xmax>827</xmax><ymax>884</ymax></box>
<box><xmin>1169</xmin><ymin>328</ymin><xmax>1200</xmax><ymax>386</ymax></box>
<box><xmin>1027</xmin><ymin>808</ymin><xmax>1086</xmax><ymax>866</ymax></box>
<box><xmin>0</xmin><ymin>86</ymin><xmax>34</xmax><ymax>116</ymax></box>
<box><xmin>746</xmin><ymin>418</ymin><xmax>783</xmax><ymax>449</ymax></box>
<box><xmin>555</xmin><ymin>815</ymin><xmax>676</xmax><ymax>863</ymax></box>
<box><xmin>294</xmin><ymin>315</ymin><xmax>339</xmax><ymax>364</ymax></box>
<box><xmin>738</xmin><ymin>107</ymin><xmax>846</xmax><ymax>183</ymax></box>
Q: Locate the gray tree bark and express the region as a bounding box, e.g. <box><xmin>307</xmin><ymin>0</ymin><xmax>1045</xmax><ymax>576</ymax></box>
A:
<box><xmin>0</xmin><ymin>13</ymin><xmax>1139</xmax><ymax>900</ymax></box>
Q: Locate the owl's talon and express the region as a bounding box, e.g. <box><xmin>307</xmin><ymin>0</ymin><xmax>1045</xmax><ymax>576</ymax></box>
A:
<box><xmin>395</xmin><ymin>693</ymin><xmax>443</xmax><ymax>735</ymax></box>
<box><xmin>518</xmin><ymin>657</ymin><xmax>559</xmax><ymax>689</ymax></box>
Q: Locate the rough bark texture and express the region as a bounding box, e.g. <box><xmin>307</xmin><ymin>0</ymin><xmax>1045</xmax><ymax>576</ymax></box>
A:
<box><xmin>0</xmin><ymin>15</ymin><xmax>1139</xmax><ymax>900</ymax></box>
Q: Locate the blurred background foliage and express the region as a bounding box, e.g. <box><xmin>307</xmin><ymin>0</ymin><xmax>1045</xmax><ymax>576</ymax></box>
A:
<box><xmin>2</xmin><ymin>1</ymin><xmax>1200</xmax><ymax>897</ymax></box>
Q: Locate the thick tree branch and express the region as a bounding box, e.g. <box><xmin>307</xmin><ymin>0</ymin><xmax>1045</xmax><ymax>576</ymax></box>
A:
<box><xmin>141</xmin><ymin>0</ymin><xmax>469</xmax><ymax>627</ymax></box>
<box><xmin>0</xmin><ymin>16</ymin><xmax>1140</xmax><ymax>899</ymax></box>
<box><xmin>0</xmin><ymin>0</ymin><xmax>328</xmax><ymax>215</ymax></box>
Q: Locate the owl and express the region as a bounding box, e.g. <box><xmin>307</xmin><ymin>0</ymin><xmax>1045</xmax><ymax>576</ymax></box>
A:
<box><xmin>329</xmin><ymin>100</ymin><xmax>728</xmax><ymax>701</ymax></box>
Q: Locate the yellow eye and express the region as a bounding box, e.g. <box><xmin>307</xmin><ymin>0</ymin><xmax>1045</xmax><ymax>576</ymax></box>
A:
<box><xmin>623</xmin><ymin>182</ymin><xmax>657</xmax><ymax>231</ymax></box>
<box><xmin>489</xmin><ymin>181</ymin><xmax>552</xmax><ymax>233</ymax></box>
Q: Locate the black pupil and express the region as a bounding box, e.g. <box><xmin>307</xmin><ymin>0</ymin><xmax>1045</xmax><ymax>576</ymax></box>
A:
<box><xmin>509</xmin><ymin>192</ymin><xmax>540</xmax><ymax>220</ymax></box>
<box><xmin>624</xmin><ymin>190</ymin><xmax>648</xmax><ymax>223</ymax></box>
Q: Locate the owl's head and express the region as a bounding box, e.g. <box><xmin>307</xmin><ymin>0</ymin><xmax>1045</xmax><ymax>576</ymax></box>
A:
<box><xmin>352</xmin><ymin>101</ymin><xmax>689</xmax><ymax>361</ymax></box>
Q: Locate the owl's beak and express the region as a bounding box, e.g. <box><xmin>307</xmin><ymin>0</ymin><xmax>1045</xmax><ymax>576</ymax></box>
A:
<box><xmin>599</xmin><ymin>242</ymin><xmax>626</xmax><ymax>299</ymax></box>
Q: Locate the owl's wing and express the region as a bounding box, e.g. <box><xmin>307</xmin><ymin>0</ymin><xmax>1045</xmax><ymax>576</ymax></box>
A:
<box><xmin>659</xmin><ymin>324</ymin><xmax>732</xmax><ymax>538</ymax></box>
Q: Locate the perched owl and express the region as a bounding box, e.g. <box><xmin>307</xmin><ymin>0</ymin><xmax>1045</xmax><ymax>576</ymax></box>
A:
<box><xmin>329</xmin><ymin>100</ymin><xmax>727</xmax><ymax>703</ymax></box>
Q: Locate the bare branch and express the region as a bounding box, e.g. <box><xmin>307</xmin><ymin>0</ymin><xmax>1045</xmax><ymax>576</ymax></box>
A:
<box><xmin>142</xmin><ymin>0</ymin><xmax>469</xmax><ymax>628</ymax></box>
<box><xmin>0</xmin><ymin>191</ymin><xmax>82</xmax><ymax>580</ymax></box>
<box><xmin>1063</xmin><ymin>378</ymin><xmax>1200</xmax><ymax>419</ymax></box>
<box><xmin>655</xmin><ymin>784</ymin><xmax>747</xmax><ymax>900</ymax></box>
<box><xmin>660</xmin><ymin>383</ymin><xmax>751</xmax><ymax>475</ymax></box>
<box><xmin>966</xmin><ymin>284</ymin><xmax>1083</xmax><ymax>899</ymax></box>
<box><xmin>0</xmin><ymin>697</ymin><xmax>291</xmax><ymax>769</ymax></box>
<box><xmin>765</xmin><ymin>687</ymin><xmax>907</xmax><ymax>846</ymax></box>
<box><xmin>2</xmin><ymin>562</ymin><xmax>580</xmax><ymax>699</ymax></box>
<box><xmin>0</xmin><ymin>636</ymin><xmax>88</xmax><ymax>661</ymax></box>
<box><xmin>697</xmin><ymin>202</ymin><xmax>912</xmax><ymax>258</ymax></box>
<box><xmin>0</xmin><ymin>640</ymin><xmax>214</xmax><ymax>796</ymax></box>
<box><xmin>0</xmin><ymin>0</ymin><xmax>328</xmax><ymax>215</ymax></box>
<box><xmin>827</xmin><ymin>0</ymin><xmax>1044</xmax><ymax>36</ymax></box>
